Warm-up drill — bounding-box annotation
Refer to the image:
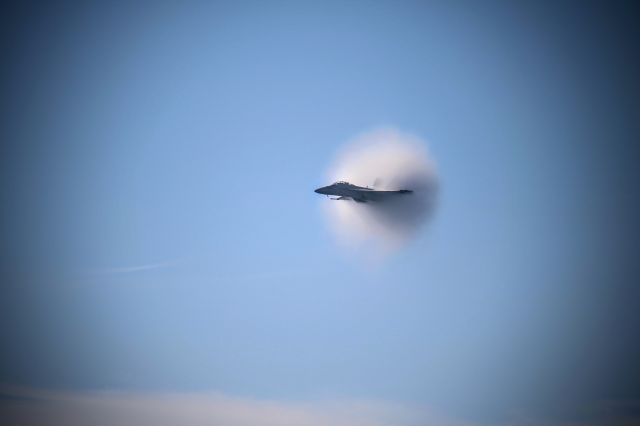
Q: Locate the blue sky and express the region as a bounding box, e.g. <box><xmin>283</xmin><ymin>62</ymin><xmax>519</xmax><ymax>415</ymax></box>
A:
<box><xmin>1</xmin><ymin>1</ymin><xmax>639</xmax><ymax>425</ymax></box>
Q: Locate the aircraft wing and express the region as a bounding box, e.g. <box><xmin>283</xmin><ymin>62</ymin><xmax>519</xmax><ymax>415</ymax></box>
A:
<box><xmin>349</xmin><ymin>189</ymin><xmax>412</xmax><ymax>203</ymax></box>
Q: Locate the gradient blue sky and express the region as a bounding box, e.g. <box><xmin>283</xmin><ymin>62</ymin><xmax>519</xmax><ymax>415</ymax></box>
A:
<box><xmin>1</xmin><ymin>1</ymin><xmax>639</xmax><ymax>424</ymax></box>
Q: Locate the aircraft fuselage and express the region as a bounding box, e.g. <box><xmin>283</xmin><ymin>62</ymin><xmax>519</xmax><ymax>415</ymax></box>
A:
<box><xmin>314</xmin><ymin>181</ymin><xmax>411</xmax><ymax>203</ymax></box>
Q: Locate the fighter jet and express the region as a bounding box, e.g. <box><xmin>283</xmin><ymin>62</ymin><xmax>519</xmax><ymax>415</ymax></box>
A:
<box><xmin>314</xmin><ymin>181</ymin><xmax>412</xmax><ymax>203</ymax></box>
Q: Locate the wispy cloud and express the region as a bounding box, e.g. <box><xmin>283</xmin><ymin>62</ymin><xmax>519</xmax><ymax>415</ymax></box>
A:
<box><xmin>87</xmin><ymin>259</ymin><xmax>184</xmax><ymax>275</ymax></box>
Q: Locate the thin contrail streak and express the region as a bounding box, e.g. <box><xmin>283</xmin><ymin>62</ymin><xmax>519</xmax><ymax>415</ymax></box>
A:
<box><xmin>87</xmin><ymin>259</ymin><xmax>183</xmax><ymax>275</ymax></box>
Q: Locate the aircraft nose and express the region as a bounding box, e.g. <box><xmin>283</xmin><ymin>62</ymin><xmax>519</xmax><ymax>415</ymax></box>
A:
<box><xmin>314</xmin><ymin>186</ymin><xmax>327</xmax><ymax>194</ymax></box>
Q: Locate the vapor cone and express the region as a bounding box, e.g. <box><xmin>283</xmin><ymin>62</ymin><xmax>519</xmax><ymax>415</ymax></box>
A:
<box><xmin>323</xmin><ymin>128</ymin><xmax>438</xmax><ymax>252</ymax></box>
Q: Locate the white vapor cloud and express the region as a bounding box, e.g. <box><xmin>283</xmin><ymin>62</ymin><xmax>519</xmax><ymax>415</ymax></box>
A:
<box><xmin>322</xmin><ymin>128</ymin><xmax>438</xmax><ymax>253</ymax></box>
